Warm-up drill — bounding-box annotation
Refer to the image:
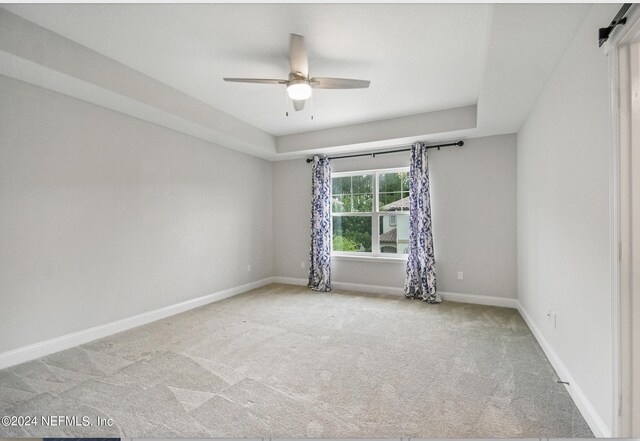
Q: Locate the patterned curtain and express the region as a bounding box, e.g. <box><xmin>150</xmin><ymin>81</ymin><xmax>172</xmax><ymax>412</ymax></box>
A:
<box><xmin>404</xmin><ymin>143</ymin><xmax>441</xmax><ymax>303</ymax></box>
<box><xmin>308</xmin><ymin>156</ymin><xmax>332</xmax><ymax>292</ymax></box>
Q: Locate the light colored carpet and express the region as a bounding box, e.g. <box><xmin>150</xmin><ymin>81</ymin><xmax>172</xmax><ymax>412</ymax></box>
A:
<box><xmin>0</xmin><ymin>284</ymin><xmax>593</xmax><ymax>438</ymax></box>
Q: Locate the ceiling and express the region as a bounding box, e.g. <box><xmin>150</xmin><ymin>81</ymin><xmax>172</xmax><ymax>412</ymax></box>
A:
<box><xmin>2</xmin><ymin>3</ymin><xmax>491</xmax><ymax>136</ymax></box>
<box><xmin>0</xmin><ymin>3</ymin><xmax>593</xmax><ymax>159</ymax></box>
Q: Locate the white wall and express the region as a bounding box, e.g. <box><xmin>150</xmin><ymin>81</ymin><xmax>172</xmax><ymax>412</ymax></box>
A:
<box><xmin>516</xmin><ymin>4</ymin><xmax>617</xmax><ymax>436</ymax></box>
<box><xmin>273</xmin><ymin>134</ymin><xmax>517</xmax><ymax>299</ymax></box>
<box><xmin>0</xmin><ymin>75</ymin><xmax>274</xmax><ymax>354</ymax></box>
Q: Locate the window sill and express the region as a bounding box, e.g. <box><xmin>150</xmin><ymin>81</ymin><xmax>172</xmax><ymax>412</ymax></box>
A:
<box><xmin>331</xmin><ymin>254</ymin><xmax>407</xmax><ymax>264</ymax></box>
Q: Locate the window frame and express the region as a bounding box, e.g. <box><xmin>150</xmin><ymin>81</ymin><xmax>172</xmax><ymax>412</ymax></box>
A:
<box><xmin>331</xmin><ymin>167</ymin><xmax>410</xmax><ymax>260</ymax></box>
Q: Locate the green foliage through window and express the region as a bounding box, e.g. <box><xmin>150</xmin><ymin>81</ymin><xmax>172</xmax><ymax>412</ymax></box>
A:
<box><xmin>332</xmin><ymin>216</ymin><xmax>372</xmax><ymax>252</ymax></box>
<box><xmin>331</xmin><ymin>174</ymin><xmax>373</xmax><ymax>213</ymax></box>
<box><xmin>332</xmin><ymin>236</ymin><xmax>360</xmax><ymax>252</ymax></box>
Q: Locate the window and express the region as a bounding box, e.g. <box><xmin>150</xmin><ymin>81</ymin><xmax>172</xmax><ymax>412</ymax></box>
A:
<box><xmin>331</xmin><ymin>168</ymin><xmax>409</xmax><ymax>257</ymax></box>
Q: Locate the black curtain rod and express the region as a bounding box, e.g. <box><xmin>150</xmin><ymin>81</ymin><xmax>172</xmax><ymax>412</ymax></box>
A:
<box><xmin>305</xmin><ymin>140</ymin><xmax>464</xmax><ymax>163</ymax></box>
<box><xmin>599</xmin><ymin>3</ymin><xmax>632</xmax><ymax>47</ymax></box>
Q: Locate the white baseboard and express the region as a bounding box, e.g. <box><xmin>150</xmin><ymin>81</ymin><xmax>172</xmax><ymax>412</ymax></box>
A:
<box><xmin>272</xmin><ymin>276</ymin><xmax>307</xmax><ymax>286</ymax></box>
<box><xmin>517</xmin><ymin>302</ymin><xmax>610</xmax><ymax>437</ymax></box>
<box><xmin>274</xmin><ymin>277</ymin><xmax>405</xmax><ymax>296</ymax></box>
<box><xmin>334</xmin><ymin>280</ymin><xmax>404</xmax><ymax>296</ymax></box>
<box><xmin>0</xmin><ymin>277</ymin><xmax>275</xmax><ymax>370</ymax></box>
<box><xmin>439</xmin><ymin>291</ymin><xmax>518</xmax><ymax>309</ymax></box>
<box><xmin>272</xmin><ymin>277</ymin><xmax>517</xmax><ymax>308</ymax></box>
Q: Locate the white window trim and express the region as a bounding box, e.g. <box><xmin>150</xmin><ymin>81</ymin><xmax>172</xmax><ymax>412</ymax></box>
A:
<box><xmin>331</xmin><ymin>254</ymin><xmax>407</xmax><ymax>264</ymax></box>
<box><xmin>331</xmin><ymin>167</ymin><xmax>410</xmax><ymax>260</ymax></box>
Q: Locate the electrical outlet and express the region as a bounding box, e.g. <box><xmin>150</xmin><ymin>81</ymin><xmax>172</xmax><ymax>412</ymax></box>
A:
<box><xmin>247</xmin><ymin>264</ymin><xmax>251</xmax><ymax>272</ymax></box>
<box><xmin>457</xmin><ymin>271</ymin><xmax>463</xmax><ymax>280</ymax></box>
<box><xmin>300</xmin><ymin>261</ymin><xmax>306</xmax><ymax>269</ymax></box>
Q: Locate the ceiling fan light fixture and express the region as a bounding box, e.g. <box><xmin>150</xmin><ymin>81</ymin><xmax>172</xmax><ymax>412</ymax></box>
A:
<box><xmin>223</xmin><ymin>34</ymin><xmax>370</xmax><ymax>113</ymax></box>
<box><xmin>287</xmin><ymin>80</ymin><xmax>312</xmax><ymax>100</ymax></box>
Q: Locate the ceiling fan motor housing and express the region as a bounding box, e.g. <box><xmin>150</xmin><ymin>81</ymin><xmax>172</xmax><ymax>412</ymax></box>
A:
<box><xmin>288</xmin><ymin>71</ymin><xmax>309</xmax><ymax>82</ymax></box>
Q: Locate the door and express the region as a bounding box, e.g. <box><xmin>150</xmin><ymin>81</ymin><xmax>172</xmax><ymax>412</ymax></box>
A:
<box><xmin>618</xmin><ymin>37</ymin><xmax>640</xmax><ymax>438</ymax></box>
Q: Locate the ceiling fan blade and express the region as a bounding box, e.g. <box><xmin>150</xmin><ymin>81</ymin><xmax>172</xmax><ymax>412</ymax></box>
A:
<box><xmin>289</xmin><ymin>34</ymin><xmax>309</xmax><ymax>78</ymax></box>
<box><xmin>310</xmin><ymin>77</ymin><xmax>371</xmax><ymax>89</ymax></box>
<box><xmin>223</xmin><ymin>78</ymin><xmax>287</xmax><ymax>84</ymax></box>
<box><xmin>292</xmin><ymin>99</ymin><xmax>306</xmax><ymax>112</ymax></box>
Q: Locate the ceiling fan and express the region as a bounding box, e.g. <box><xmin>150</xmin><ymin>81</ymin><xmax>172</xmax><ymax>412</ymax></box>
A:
<box><xmin>223</xmin><ymin>34</ymin><xmax>371</xmax><ymax>112</ymax></box>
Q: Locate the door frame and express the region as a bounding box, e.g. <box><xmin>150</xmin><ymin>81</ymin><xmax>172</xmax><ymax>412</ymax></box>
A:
<box><xmin>604</xmin><ymin>5</ymin><xmax>640</xmax><ymax>436</ymax></box>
